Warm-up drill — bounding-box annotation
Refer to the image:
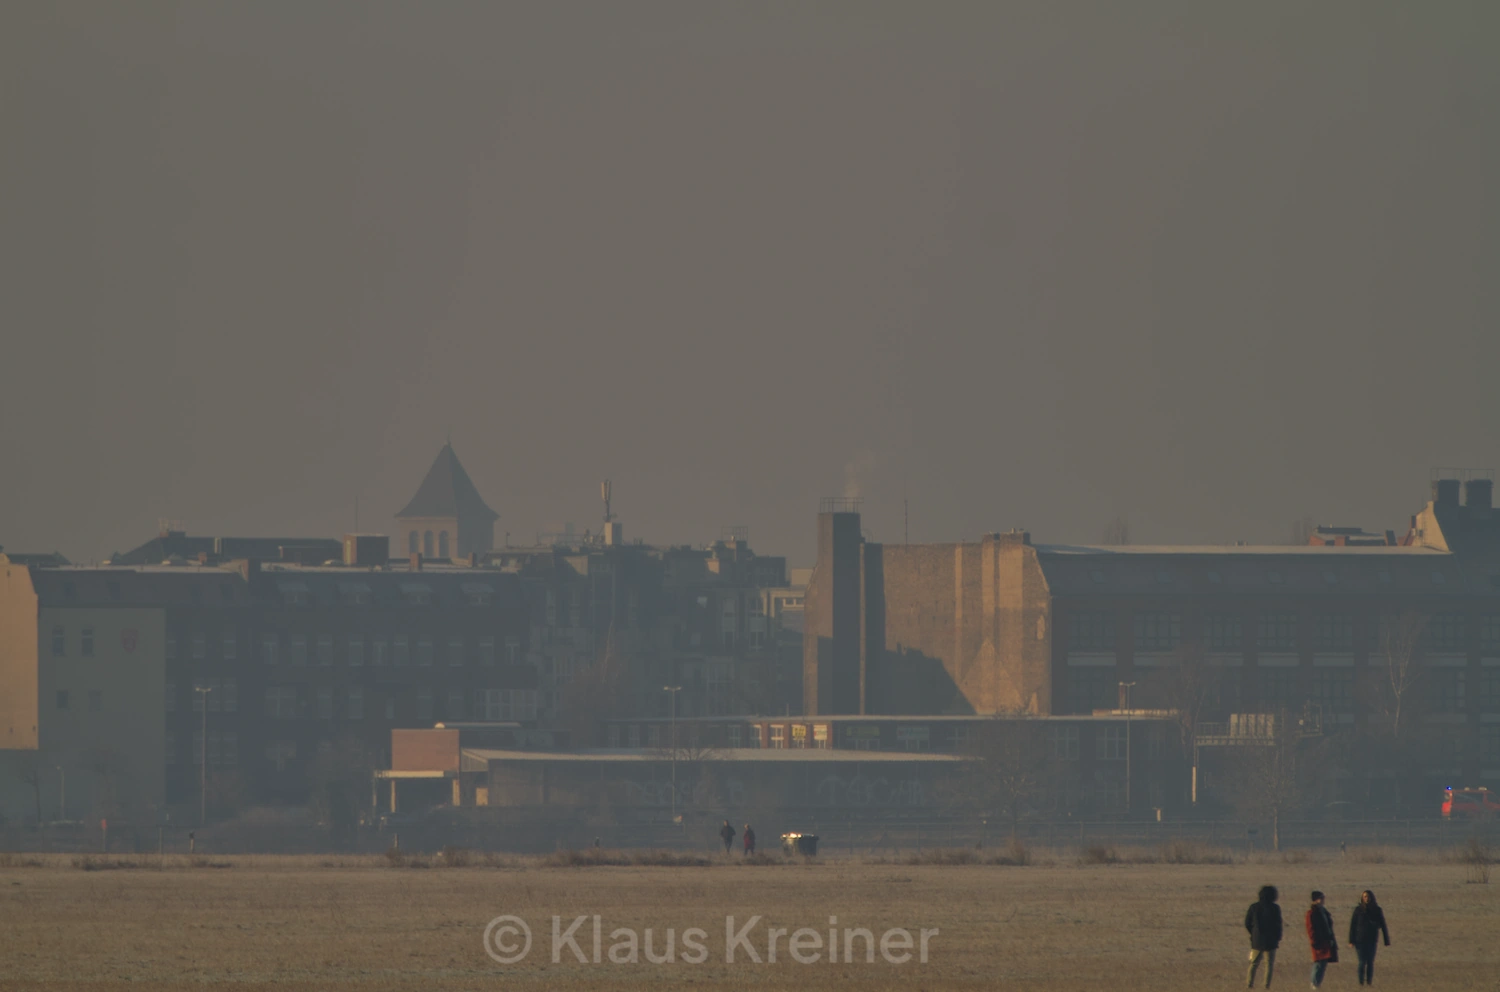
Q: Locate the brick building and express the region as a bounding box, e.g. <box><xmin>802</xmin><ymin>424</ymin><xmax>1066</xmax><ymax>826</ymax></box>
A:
<box><xmin>804</xmin><ymin>480</ymin><xmax>1500</xmax><ymax>808</ymax></box>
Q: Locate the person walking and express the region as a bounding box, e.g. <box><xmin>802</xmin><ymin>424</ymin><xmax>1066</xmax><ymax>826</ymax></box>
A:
<box><xmin>1306</xmin><ymin>891</ymin><xmax>1339</xmax><ymax>988</ymax></box>
<box><xmin>719</xmin><ymin>820</ymin><xmax>736</xmax><ymax>854</ymax></box>
<box><xmin>742</xmin><ymin>823</ymin><xmax>756</xmax><ymax>856</ymax></box>
<box><xmin>1245</xmin><ymin>884</ymin><xmax>1283</xmax><ymax>988</ymax></box>
<box><xmin>1347</xmin><ymin>889</ymin><xmax>1390</xmax><ymax>986</ymax></box>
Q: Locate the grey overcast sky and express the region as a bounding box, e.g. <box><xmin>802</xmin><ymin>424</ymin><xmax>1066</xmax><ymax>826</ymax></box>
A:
<box><xmin>2</xmin><ymin>3</ymin><xmax>1496</xmax><ymax>565</ymax></box>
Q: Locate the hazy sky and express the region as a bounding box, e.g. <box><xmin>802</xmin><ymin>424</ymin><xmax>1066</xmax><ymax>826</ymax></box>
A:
<box><xmin>3</xmin><ymin>3</ymin><xmax>1496</xmax><ymax>565</ymax></box>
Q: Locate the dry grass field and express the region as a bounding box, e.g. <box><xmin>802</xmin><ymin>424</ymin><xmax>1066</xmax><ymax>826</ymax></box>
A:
<box><xmin>0</xmin><ymin>848</ymin><xmax>1496</xmax><ymax>990</ymax></box>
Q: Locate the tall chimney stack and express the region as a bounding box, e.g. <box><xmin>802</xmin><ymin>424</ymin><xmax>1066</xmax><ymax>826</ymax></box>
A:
<box><xmin>1464</xmin><ymin>478</ymin><xmax>1493</xmax><ymax>512</ymax></box>
<box><xmin>1432</xmin><ymin>478</ymin><xmax>1461</xmax><ymax>507</ymax></box>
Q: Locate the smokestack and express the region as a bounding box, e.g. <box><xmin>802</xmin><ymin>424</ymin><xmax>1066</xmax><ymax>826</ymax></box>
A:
<box><xmin>1432</xmin><ymin>478</ymin><xmax>1461</xmax><ymax>507</ymax></box>
<box><xmin>1465</xmin><ymin>478</ymin><xmax>1493</xmax><ymax>512</ymax></box>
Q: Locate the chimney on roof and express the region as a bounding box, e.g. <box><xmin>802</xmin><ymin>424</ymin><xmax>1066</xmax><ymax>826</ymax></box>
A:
<box><xmin>1464</xmin><ymin>478</ymin><xmax>1493</xmax><ymax>513</ymax></box>
<box><xmin>1432</xmin><ymin>478</ymin><xmax>1461</xmax><ymax>507</ymax></box>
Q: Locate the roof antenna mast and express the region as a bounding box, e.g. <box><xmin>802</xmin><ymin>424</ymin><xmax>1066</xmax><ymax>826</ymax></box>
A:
<box><xmin>601</xmin><ymin>479</ymin><xmax>613</xmax><ymax>523</ymax></box>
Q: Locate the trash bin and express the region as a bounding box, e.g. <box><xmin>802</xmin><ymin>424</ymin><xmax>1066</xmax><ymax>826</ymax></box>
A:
<box><xmin>781</xmin><ymin>832</ymin><xmax>819</xmax><ymax>857</ymax></box>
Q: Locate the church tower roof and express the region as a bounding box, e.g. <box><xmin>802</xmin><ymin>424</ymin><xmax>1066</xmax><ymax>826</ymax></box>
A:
<box><xmin>396</xmin><ymin>444</ymin><xmax>498</xmax><ymax>522</ymax></box>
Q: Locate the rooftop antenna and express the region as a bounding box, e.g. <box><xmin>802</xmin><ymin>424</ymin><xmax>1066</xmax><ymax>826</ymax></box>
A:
<box><xmin>601</xmin><ymin>479</ymin><xmax>613</xmax><ymax>523</ymax></box>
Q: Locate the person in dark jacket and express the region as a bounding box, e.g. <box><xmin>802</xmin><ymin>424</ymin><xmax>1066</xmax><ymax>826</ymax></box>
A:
<box><xmin>1244</xmin><ymin>885</ymin><xmax>1283</xmax><ymax>988</ymax></box>
<box><xmin>1306</xmin><ymin>891</ymin><xmax>1338</xmax><ymax>988</ymax></box>
<box><xmin>742</xmin><ymin>824</ymin><xmax>756</xmax><ymax>856</ymax></box>
<box><xmin>1347</xmin><ymin>889</ymin><xmax>1390</xmax><ymax>986</ymax></box>
<box><xmin>719</xmin><ymin>820</ymin><xmax>736</xmax><ymax>853</ymax></box>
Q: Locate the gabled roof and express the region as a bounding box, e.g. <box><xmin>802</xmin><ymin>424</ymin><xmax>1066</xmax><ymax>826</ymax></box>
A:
<box><xmin>396</xmin><ymin>444</ymin><xmax>498</xmax><ymax>522</ymax></box>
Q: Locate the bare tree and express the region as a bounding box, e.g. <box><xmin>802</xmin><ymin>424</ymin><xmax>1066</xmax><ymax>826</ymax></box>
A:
<box><xmin>1102</xmin><ymin>515</ymin><xmax>1130</xmax><ymax>546</ymax></box>
<box><xmin>1375</xmin><ymin>611</ymin><xmax>1429</xmax><ymax>741</ymax></box>
<box><xmin>938</xmin><ymin>716</ymin><xmax>1057</xmax><ymax>839</ymax></box>
<box><xmin>1223</xmin><ymin>715</ymin><xmax>1314</xmax><ymax>852</ymax></box>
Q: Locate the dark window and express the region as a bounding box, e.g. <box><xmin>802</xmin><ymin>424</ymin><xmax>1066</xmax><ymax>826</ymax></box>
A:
<box><xmin>1482</xmin><ymin>615</ymin><xmax>1500</xmax><ymax>653</ymax></box>
<box><xmin>1429</xmin><ymin>670</ymin><xmax>1465</xmax><ymax>712</ymax></box>
<box><xmin>1481</xmin><ymin>668</ymin><xmax>1500</xmax><ymax>710</ymax></box>
<box><xmin>1067</xmin><ymin>668</ymin><xmax>1117</xmax><ymax>714</ymax></box>
<box><xmin>438</xmin><ymin>531</ymin><xmax>450</xmax><ymax>558</ymax></box>
<box><xmin>1257</xmin><ymin>614</ymin><xmax>1298</xmax><ymax>652</ymax></box>
<box><xmin>1068</xmin><ymin>613</ymin><xmax>1115</xmax><ymax>651</ymax></box>
<box><xmin>1312</xmin><ymin>614</ymin><xmax>1354</xmax><ymax>651</ymax></box>
<box><xmin>423</xmin><ymin>531</ymin><xmax>434</xmax><ymax>557</ymax></box>
<box><xmin>1258</xmin><ymin>668</ymin><xmax>1301</xmax><ymax>710</ymax></box>
<box><xmin>1133</xmin><ymin>613</ymin><xmax>1181</xmax><ymax>652</ymax></box>
<box><xmin>1429</xmin><ymin>613</ymin><xmax>1467</xmax><ymax>652</ymax></box>
<box><xmin>1204</xmin><ymin>614</ymin><xmax>1243</xmax><ymax>651</ymax></box>
<box><xmin>1311</xmin><ymin>670</ymin><xmax>1354</xmax><ymax>713</ymax></box>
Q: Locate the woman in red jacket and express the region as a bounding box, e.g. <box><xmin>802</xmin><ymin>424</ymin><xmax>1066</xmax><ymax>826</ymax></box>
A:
<box><xmin>1306</xmin><ymin>891</ymin><xmax>1339</xmax><ymax>988</ymax></box>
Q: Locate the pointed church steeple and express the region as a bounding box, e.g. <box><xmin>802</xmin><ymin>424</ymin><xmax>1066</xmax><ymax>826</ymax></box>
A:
<box><xmin>396</xmin><ymin>444</ymin><xmax>497</xmax><ymax>559</ymax></box>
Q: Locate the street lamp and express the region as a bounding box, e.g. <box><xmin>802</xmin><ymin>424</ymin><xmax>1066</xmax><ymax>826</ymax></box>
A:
<box><xmin>662</xmin><ymin>685</ymin><xmax>683</xmax><ymax>823</ymax></box>
<box><xmin>1119</xmin><ymin>681</ymin><xmax>1137</xmax><ymax>815</ymax></box>
<box><xmin>194</xmin><ymin>685</ymin><xmax>213</xmax><ymax>827</ymax></box>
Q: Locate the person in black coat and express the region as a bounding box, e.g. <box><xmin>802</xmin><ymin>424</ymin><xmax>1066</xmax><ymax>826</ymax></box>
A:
<box><xmin>719</xmin><ymin>820</ymin><xmax>736</xmax><ymax>853</ymax></box>
<box><xmin>1244</xmin><ymin>884</ymin><xmax>1283</xmax><ymax>988</ymax></box>
<box><xmin>1348</xmin><ymin>889</ymin><xmax>1391</xmax><ymax>986</ymax></box>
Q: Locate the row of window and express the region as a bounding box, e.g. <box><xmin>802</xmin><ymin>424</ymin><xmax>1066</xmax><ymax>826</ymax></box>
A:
<box><xmin>153</xmin><ymin>631</ymin><xmax>525</xmax><ymax>666</ymax></box>
<box><xmin>1064</xmin><ymin>668</ymin><xmax>1500</xmax><ymax>714</ymax></box>
<box><xmin>1069</xmin><ymin>612</ymin><xmax>1500</xmax><ymax>653</ymax></box>
<box><xmin>264</xmin><ymin>686</ymin><xmax>538</xmax><ymax>722</ymax></box>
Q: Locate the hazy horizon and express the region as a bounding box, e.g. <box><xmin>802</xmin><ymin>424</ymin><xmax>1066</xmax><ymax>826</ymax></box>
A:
<box><xmin>3</xmin><ymin>3</ymin><xmax>1497</xmax><ymax>566</ymax></box>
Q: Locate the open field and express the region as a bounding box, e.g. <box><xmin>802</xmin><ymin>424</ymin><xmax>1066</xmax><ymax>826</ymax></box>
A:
<box><xmin>0</xmin><ymin>850</ymin><xmax>1496</xmax><ymax>990</ymax></box>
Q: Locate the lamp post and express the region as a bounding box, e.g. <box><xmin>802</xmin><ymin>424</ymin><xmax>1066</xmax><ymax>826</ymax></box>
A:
<box><xmin>194</xmin><ymin>686</ymin><xmax>213</xmax><ymax>827</ymax></box>
<box><xmin>1119</xmin><ymin>681</ymin><xmax>1136</xmax><ymax>816</ymax></box>
<box><xmin>55</xmin><ymin>765</ymin><xmax>65</xmax><ymax>822</ymax></box>
<box><xmin>662</xmin><ymin>685</ymin><xmax>683</xmax><ymax>823</ymax></box>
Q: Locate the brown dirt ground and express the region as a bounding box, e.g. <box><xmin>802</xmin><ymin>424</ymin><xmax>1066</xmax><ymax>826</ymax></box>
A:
<box><xmin>0</xmin><ymin>853</ymin><xmax>1495</xmax><ymax>990</ymax></box>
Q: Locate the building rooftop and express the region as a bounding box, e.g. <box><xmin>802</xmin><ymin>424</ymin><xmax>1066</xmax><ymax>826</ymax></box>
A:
<box><xmin>397</xmin><ymin>443</ymin><xmax>498</xmax><ymax>522</ymax></box>
<box><xmin>461</xmin><ymin>747</ymin><xmax>969</xmax><ymax>764</ymax></box>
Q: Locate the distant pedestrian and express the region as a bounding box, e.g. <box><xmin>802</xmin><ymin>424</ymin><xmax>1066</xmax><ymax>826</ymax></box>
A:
<box><xmin>1244</xmin><ymin>884</ymin><xmax>1283</xmax><ymax>989</ymax></box>
<box><xmin>1347</xmin><ymin>889</ymin><xmax>1390</xmax><ymax>986</ymax></box>
<box><xmin>719</xmin><ymin>820</ymin><xmax>736</xmax><ymax>854</ymax></box>
<box><xmin>1306</xmin><ymin>891</ymin><xmax>1339</xmax><ymax>988</ymax></box>
<box><xmin>743</xmin><ymin>824</ymin><xmax>756</xmax><ymax>856</ymax></box>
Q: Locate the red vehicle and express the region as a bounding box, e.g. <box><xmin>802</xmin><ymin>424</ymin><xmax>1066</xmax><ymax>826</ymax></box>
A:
<box><xmin>1441</xmin><ymin>787</ymin><xmax>1500</xmax><ymax>819</ymax></box>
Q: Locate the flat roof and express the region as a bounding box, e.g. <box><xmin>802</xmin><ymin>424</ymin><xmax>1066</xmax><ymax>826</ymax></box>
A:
<box><xmin>1035</xmin><ymin>543</ymin><xmax>1442</xmax><ymax>556</ymax></box>
<box><xmin>462</xmin><ymin>748</ymin><xmax>969</xmax><ymax>764</ymax></box>
<box><xmin>605</xmin><ymin>712</ymin><xmax>1176</xmax><ymax>723</ymax></box>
